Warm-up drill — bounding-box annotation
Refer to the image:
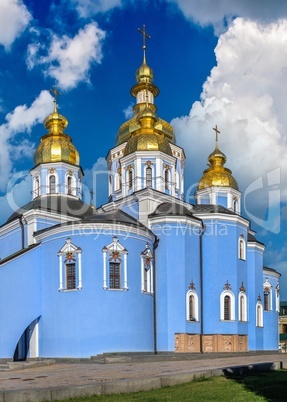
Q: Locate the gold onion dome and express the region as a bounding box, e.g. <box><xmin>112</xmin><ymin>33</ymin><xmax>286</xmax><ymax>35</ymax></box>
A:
<box><xmin>198</xmin><ymin>138</ymin><xmax>239</xmax><ymax>191</ymax></box>
<box><xmin>34</xmin><ymin>98</ymin><xmax>80</xmax><ymax>166</ymax></box>
<box><xmin>124</xmin><ymin>104</ymin><xmax>172</xmax><ymax>156</ymax></box>
<box><xmin>117</xmin><ymin>25</ymin><xmax>174</xmax><ymax>151</ymax></box>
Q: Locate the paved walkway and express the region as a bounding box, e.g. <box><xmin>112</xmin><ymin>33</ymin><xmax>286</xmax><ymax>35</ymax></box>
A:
<box><xmin>0</xmin><ymin>353</ymin><xmax>286</xmax><ymax>401</ymax></box>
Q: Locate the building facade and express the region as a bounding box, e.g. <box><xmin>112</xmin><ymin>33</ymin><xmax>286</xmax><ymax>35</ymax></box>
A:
<box><xmin>0</xmin><ymin>37</ymin><xmax>280</xmax><ymax>360</ymax></box>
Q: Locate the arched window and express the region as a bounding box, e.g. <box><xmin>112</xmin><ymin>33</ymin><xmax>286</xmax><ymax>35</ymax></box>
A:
<box><xmin>146</xmin><ymin>166</ymin><xmax>152</xmax><ymax>187</ymax></box>
<box><xmin>35</xmin><ymin>177</ymin><xmax>40</xmax><ymax>197</ymax></box>
<box><xmin>238</xmin><ymin>292</ymin><xmax>247</xmax><ymax>322</ymax></box>
<box><xmin>128</xmin><ymin>169</ymin><xmax>133</xmax><ymax>190</ymax></box>
<box><xmin>102</xmin><ymin>237</ymin><xmax>128</xmax><ymax>291</ymax></box>
<box><xmin>220</xmin><ymin>290</ymin><xmax>235</xmax><ymax>321</ymax></box>
<box><xmin>264</xmin><ymin>292</ymin><xmax>270</xmax><ymax>311</ymax></box>
<box><xmin>186</xmin><ymin>290</ymin><xmax>199</xmax><ymax>322</ymax></box>
<box><xmin>141</xmin><ymin>244</ymin><xmax>154</xmax><ymax>294</ymax></box>
<box><xmin>256</xmin><ymin>302</ymin><xmax>263</xmax><ymax>327</ymax></box>
<box><xmin>263</xmin><ymin>278</ymin><xmax>272</xmax><ymax>311</ymax></box>
<box><xmin>114</xmin><ymin>172</ymin><xmax>122</xmax><ymax>191</ymax></box>
<box><xmin>233</xmin><ymin>197</ymin><xmax>238</xmax><ymax>213</ymax></box>
<box><xmin>238</xmin><ymin>236</ymin><xmax>246</xmax><ymax>260</ymax></box>
<box><xmin>58</xmin><ymin>238</ymin><xmax>82</xmax><ymax>291</ymax></box>
<box><xmin>49</xmin><ymin>175</ymin><xmax>56</xmax><ymax>194</ymax></box>
<box><xmin>67</xmin><ymin>176</ymin><xmax>72</xmax><ymax>195</ymax></box>
<box><xmin>224</xmin><ymin>295</ymin><xmax>231</xmax><ymax>320</ymax></box>
<box><xmin>164</xmin><ymin>168</ymin><xmax>169</xmax><ymax>190</ymax></box>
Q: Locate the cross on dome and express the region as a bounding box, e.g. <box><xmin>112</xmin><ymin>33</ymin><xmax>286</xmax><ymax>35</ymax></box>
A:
<box><xmin>138</xmin><ymin>24</ymin><xmax>151</xmax><ymax>63</ymax></box>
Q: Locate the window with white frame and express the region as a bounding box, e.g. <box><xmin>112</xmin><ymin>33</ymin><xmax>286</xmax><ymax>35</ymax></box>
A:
<box><xmin>263</xmin><ymin>278</ymin><xmax>272</xmax><ymax>311</ymax></box>
<box><xmin>141</xmin><ymin>244</ymin><xmax>154</xmax><ymax>293</ymax></box>
<box><xmin>256</xmin><ymin>300</ymin><xmax>263</xmax><ymax>327</ymax></box>
<box><xmin>102</xmin><ymin>237</ymin><xmax>128</xmax><ymax>290</ymax></box>
<box><xmin>58</xmin><ymin>238</ymin><xmax>82</xmax><ymax>291</ymax></box>
<box><xmin>276</xmin><ymin>283</ymin><xmax>280</xmax><ymax>313</ymax></box>
<box><xmin>49</xmin><ymin>174</ymin><xmax>56</xmax><ymax>194</ymax></box>
<box><xmin>238</xmin><ymin>292</ymin><xmax>247</xmax><ymax>322</ymax></box>
<box><xmin>220</xmin><ymin>282</ymin><xmax>235</xmax><ymax>321</ymax></box>
<box><xmin>164</xmin><ymin>167</ymin><xmax>169</xmax><ymax>190</ymax></box>
<box><xmin>238</xmin><ymin>235</ymin><xmax>246</xmax><ymax>260</ymax></box>
<box><xmin>186</xmin><ymin>285</ymin><xmax>199</xmax><ymax>322</ymax></box>
<box><xmin>35</xmin><ymin>176</ymin><xmax>40</xmax><ymax>197</ymax></box>
<box><xmin>146</xmin><ymin>165</ymin><xmax>152</xmax><ymax>187</ymax></box>
<box><xmin>128</xmin><ymin>169</ymin><xmax>133</xmax><ymax>190</ymax></box>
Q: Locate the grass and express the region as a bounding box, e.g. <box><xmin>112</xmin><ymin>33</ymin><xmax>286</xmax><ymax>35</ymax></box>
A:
<box><xmin>51</xmin><ymin>370</ymin><xmax>287</xmax><ymax>402</ymax></box>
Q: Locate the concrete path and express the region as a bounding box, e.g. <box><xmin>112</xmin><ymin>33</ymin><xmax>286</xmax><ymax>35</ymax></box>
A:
<box><xmin>0</xmin><ymin>353</ymin><xmax>286</xmax><ymax>402</ymax></box>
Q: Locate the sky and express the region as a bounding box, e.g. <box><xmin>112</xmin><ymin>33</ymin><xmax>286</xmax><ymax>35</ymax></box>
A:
<box><xmin>0</xmin><ymin>0</ymin><xmax>287</xmax><ymax>295</ymax></box>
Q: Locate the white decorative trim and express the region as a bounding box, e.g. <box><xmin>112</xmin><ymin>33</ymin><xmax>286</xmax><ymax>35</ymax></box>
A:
<box><xmin>256</xmin><ymin>301</ymin><xmax>263</xmax><ymax>327</ymax></box>
<box><xmin>58</xmin><ymin>238</ymin><xmax>82</xmax><ymax>291</ymax></box>
<box><xmin>238</xmin><ymin>291</ymin><xmax>247</xmax><ymax>321</ymax></box>
<box><xmin>186</xmin><ymin>290</ymin><xmax>199</xmax><ymax>322</ymax></box>
<box><xmin>220</xmin><ymin>290</ymin><xmax>235</xmax><ymax>321</ymax></box>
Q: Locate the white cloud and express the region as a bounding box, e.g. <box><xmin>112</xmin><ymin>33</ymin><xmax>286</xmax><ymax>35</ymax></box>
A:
<box><xmin>123</xmin><ymin>103</ymin><xmax>134</xmax><ymax>119</ymax></box>
<box><xmin>70</xmin><ymin>0</ymin><xmax>122</xmax><ymax>18</ymax></box>
<box><xmin>27</xmin><ymin>22</ymin><xmax>106</xmax><ymax>90</ymax></box>
<box><xmin>0</xmin><ymin>90</ymin><xmax>53</xmax><ymax>192</ymax></box>
<box><xmin>172</xmin><ymin>18</ymin><xmax>287</xmax><ymax>216</ymax></box>
<box><xmin>0</xmin><ymin>0</ymin><xmax>32</xmax><ymax>50</ymax></box>
<box><xmin>169</xmin><ymin>0</ymin><xmax>287</xmax><ymax>33</ymax></box>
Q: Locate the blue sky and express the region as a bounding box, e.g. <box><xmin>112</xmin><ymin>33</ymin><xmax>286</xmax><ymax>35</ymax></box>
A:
<box><xmin>1</xmin><ymin>0</ymin><xmax>287</xmax><ymax>295</ymax></box>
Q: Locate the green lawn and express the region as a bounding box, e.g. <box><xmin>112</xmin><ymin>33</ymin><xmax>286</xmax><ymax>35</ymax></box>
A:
<box><xmin>52</xmin><ymin>370</ymin><xmax>287</xmax><ymax>402</ymax></box>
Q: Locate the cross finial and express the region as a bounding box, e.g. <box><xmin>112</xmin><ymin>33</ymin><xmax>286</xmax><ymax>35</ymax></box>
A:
<box><xmin>138</xmin><ymin>24</ymin><xmax>151</xmax><ymax>63</ymax></box>
<box><xmin>213</xmin><ymin>125</ymin><xmax>220</xmax><ymax>147</ymax></box>
<box><xmin>90</xmin><ymin>188</ymin><xmax>95</xmax><ymax>208</ymax></box>
<box><xmin>50</xmin><ymin>86</ymin><xmax>61</xmax><ymax>112</ymax></box>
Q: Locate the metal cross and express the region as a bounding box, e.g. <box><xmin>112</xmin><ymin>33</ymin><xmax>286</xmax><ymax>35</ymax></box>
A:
<box><xmin>138</xmin><ymin>24</ymin><xmax>151</xmax><ymax>51</ymax></box>
<box><xmin>138</xmin><ymin>24</ymin><xmax>151</xmax><ymax>63</ymax></box>
<box><xmin>213</xmin><ymin>125</ymin><xmax>220</xmax><ymax>142</ymax></box>
<box><xmin>50</xmin><ymin>86</ymin><xmax>61</xmax><ymax>100</ymax></box>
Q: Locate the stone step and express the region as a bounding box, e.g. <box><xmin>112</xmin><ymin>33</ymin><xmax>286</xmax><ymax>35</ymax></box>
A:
<box><xmin>0</xmin><ymin>364</ymin><xmax>10</xmax><ymax>371</ymax></box>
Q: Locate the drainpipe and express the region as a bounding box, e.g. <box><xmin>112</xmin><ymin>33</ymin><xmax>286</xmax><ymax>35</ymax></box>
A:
<box><xmin>199</xmin><ymin>222</ymin><xmax>206</xmax><ymax>353</ymax></box>
<box><xmin>153</xmin><ymin>237</ymin><xmax>159</xmax><ymax>355</ymax></box>
<box><xmin>19</xmin><ymin>215</ymin><xmax>26</xmax><ymax>250</ymax></box>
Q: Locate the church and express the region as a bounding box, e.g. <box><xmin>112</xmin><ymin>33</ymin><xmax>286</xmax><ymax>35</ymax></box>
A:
<box><xmin>0</xmin><ymin>29</ymin><xmax>280</xmax><ymax>360</ymax></box>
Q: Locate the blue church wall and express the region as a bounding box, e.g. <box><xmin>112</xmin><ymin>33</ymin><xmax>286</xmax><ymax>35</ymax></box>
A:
<box><xmin>201</xmin><ymin>219</ymin><xmax>246</xmax><ymax>335</ymax></box>
<box><xmin>247</xmin><ymin>246</ymin><xmax>265</xmax><ymax>350</ymax></box>
<box><xmin>151</xmin><ymin>220</ymin><xmax>200</xmax><ymax>351</ymax></box>
<box><xmin>37</xmin><ymin>227</ymin><xmax>155</xmax><ymax>357</ymax></box>
<box><xmin>0</xmin><ymin>225</ymin><xmax>22</xmax><ymax>260</ymax></box>
<box><xmin>0</xmin><ymin>247</ymin><xmax>41</xmax><ymax>358</ymax></box>
<box><xmin>263</xmin><ymin>273</ymin><xmax>279</xmax><ymax>350</ymax></box>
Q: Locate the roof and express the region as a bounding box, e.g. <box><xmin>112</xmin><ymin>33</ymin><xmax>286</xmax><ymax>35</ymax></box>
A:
<box><xmin>5</xmin><ymin>196</ymin><xmax>95</xmax><ymax>224</ymax></box>
<box><xmin>34</xmin><ymin>208</ymin><xmax>150</xmax><ymax>236</ymax></box>
<box><xmin>192</xmin><ymin>204</ymin><xmax>237</xmax><ymax>215</ymax></box>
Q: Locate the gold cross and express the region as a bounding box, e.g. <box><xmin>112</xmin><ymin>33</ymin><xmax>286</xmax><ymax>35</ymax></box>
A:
<box><xmin>138</xmin><ymin>24</ymin><xmax>151</xmax><ymax>62</ymax></box>
<box><xmin>50</xmin><ymin>86</ymin><xmax>61</xmax><ymax>100</ymax></box>
<box><xmin>213</xmin><ymin>125</ymin><xmax>220</xmax><ymax>142</ymax></box>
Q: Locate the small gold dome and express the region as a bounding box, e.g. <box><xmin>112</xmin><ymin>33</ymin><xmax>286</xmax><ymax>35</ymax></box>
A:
<box><xmin>34</xmin><ymin>100</ymin><xmax>80</xmax><ymax>166</ymax></box>
<box><xmin>136</xmin><ymin>62</ymin><xmax>154</xmax><ymax>84</ymax></box>
<box><xmin>198</xmin><ymin>145</ymin><xmax>238</xmax><ymax>190</ymax></box>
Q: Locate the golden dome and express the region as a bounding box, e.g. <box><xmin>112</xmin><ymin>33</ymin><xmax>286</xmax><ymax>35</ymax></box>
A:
<box><xmin>124</xmin><ymin>104</ymin><xmax>172</xmax><ymax>156</ymax></box>
<box><xmin>198</xmin><ymin>145</ymin><xmax>239</xmax><ymax>190</ymax></box>
<box><xmin>34</xmin><ymin>99</ymin><xmax>80</xmax><ymax>166</ymax></box>
<box><xmin>116</xmin><ymin>39</ymin><xmax>174</xmax><ymax>149</ymax></box>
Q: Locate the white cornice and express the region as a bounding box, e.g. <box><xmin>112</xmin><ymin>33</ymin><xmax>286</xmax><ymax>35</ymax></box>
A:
<box><xmin>34</xmin><ymin>222</ymin><xmax>156</xmax><ymax>243</ymax></box>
